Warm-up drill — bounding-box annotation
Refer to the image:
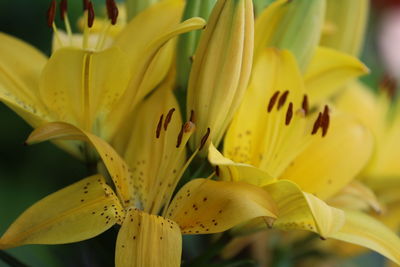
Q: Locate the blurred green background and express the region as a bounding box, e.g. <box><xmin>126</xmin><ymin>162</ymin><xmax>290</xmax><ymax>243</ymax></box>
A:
<box><xmin>0</xmin><ymin>0</ymin><xmax>392</xmax><ymax>266</ymax></box>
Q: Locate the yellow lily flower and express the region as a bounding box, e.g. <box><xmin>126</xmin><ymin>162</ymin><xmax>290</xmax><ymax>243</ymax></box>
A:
<box><xmin>186</xmin><ymin>0</ymin><xmax>254</xmax><ymax>152</ymax></box>
<box><xmin>208</xmin><ymin>48</ymin><xmax>400</xmax><ymax>264</ymax></box>
<box><xmin>0</xmin><ymin>0</ymin><xmax>206</xmax><ymax>159</ymax></box>
<box><xmin>0</xmin><ymin>88</ymin><xmax>278</xmax><ymax>267</ymax></box>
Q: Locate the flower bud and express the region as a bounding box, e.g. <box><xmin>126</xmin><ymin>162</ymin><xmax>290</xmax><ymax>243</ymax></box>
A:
<box><xmin>255</xmin><ymin>0</ymin><xmax>326</xmax><ymax>71</ymax></box>
<box><xmin>186</xmin><ymin>0</ymin><xmax>254</xmax><ymax>153</ymax></box>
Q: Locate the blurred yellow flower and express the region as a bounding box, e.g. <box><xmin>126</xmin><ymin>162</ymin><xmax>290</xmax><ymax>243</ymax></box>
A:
<box><xmin>208</xmin><ymin>48</ymin><xmax>400</xmax><ymax>264</ymax></box>
<box><xmin>0</xmin><ymin>0</ymin><xmax>205</xmax><ymax>159</ymax></box>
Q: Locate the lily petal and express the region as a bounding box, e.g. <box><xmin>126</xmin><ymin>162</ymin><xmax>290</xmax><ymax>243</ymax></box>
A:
<box><xmin>39</xmin><ymin>47</ymin><xmax>130</xmax><ymax>138</ymax></box>
<box><xmin>328</xmin><ymin>180</ymin><xmax>382</xmax><ymax>213</ymax></box>
<box><xmin>116</xmin><ymin>209</ymin><xmax>182</xmax><ymax>267</ymax></box>
<box><xmin>264</xmin><ymin>180</ymin><xmax>345</xmax><ymax>238</ymax></box>
<box><xmin>26</xmin><ymin>122</ymin><xmax>135</xmax><ymax>206</ymax></box>
<box><xmin>208</xmin><ymin>143</ymin><xmax>275</xmax><ymax>186</ymax></box>
<box><xmin>254</xmin><ymin>0</ymin><xmax>289</xmax><ymax>60</ymax></box>
<box><xmin>0</xmin><ymin>175</ymin><xmax>123</xmax><ymax>249</ymax></box>
<box><xmin>109</xmin><ymin>16</ymin><xmax>206</xmax><ymax>138</ymax></box>
<box><xmin>167</xmin><ymin>178</ymin><xmax>277</xmax><ymax>234</ymax></box>
<box><xmin>0</xmin><ymin>32</ymin><xmax>49</xmax><ymax>127</ymax></box>
<box><xmin>281</xmin><ymin>112</ymin><xmax>374</xmax><ymax>200</ymax></box>
<box><xmin>329</xmin><ymin>210</ymin><xmax>400</xmax><ymax>265</ymax></box>
<box><xmin>114</xmin><ymin>0</ymin><xmax>183</xmax><ymax>70</ymax></box>
<box><xmin>123</xmin><ymin>87</ymin><xmax>185</xmax><ymax>212</ymax></box>
<box><xmin>304</xmin><ymin>47</ymin><xmax>369</xmax><ymax>104</ymax></box>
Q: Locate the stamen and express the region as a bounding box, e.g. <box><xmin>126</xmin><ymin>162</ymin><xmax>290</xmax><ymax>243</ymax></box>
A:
<box><xmin>176</xmin><ymin>122</ymin><xmax>195</xmax><ymax>148</ymax></box>
<box><xmin>156</xmin><ymin>114</ymin><xmax>164</xmax><ymax>139</ymax></box>
<box><xmin>321</xmin><ymin>105</ymin><xmax>330</xmax><ymax>137</ymax></box>
<box><xmin>106</xmin><ymin>0</ymin><xmax>119</xmax><ymax>25</ymax></box>
<box><xmin>285</xmin><ymin>102</ymin><xmax>293</xmax><ymax>126</ymax></box>
<box><xmin>59</xmin><ymin>0</ymin><xmax>73</xmax><ymax>45</ymax></box>
<box><xmin>267</xmin><ymin>91</ymin><xmax>280</xmax><ymax>113</ymax></box>
<box><xmin>87</xmin><ymin>1</ymin><xmax>95</xmax><ymax>28</ymax></box>
<box><xmin>83</xmin><ymin>0</ymin><xmax>89</xmax><ymax>10</ymax></box>
<box><xmin>311</xmin><ymin>112</ymin><xmax>322</xmax><ymax>135</ymax></box>
<box><xmin>277</xmin><ymin>90</ymin><xmax>289</xmax><ymax>110</ymax></box>
<box><xmin>302</xmin><ymin>94</ymin><xmax>309</xmax><ymax>115</ymax></box>
<box><xmin>176</xmin><ymin>125</ymin><xmax>184</xmax><ymax>148</ymax></box>
<box><xmin>183</xmin><ymin>121</ymin><xmax>195</xmax><ymax>133</ymax></box>
<box><xmin>47</xmin><ymin>0</ymin><xmax>57</xmax><ymax>28</ymax></box>
<box><xmin>60</xmin><ymin>0</ymin><xmax>67</xmax><ymax>20</ymax></box>
<box><xmin>189</xmin><ymin>110</ymin><xmax>195</xmax><ymax>123</ymax></box>
<box><xmin>199</xmin><ymin>128</ymin><xmax>211</xmax><ymax>150</ymax></box>
<box><xmin>163</xmin><ymin>108</ymin><xmax>176</xmax><ymax>131</ymax></box>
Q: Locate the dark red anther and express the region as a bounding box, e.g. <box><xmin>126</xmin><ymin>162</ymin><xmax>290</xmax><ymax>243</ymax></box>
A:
<box><xmin>277</xmin><ymin>90</ymin><xmax>289</xmax><ymax>110</ymax></box>
<box><xmin>311</xmin><ymin>112</ymin><xmax>322</xmax><ymax>135</ymax></box>
<box><xmin>156</xmin><ymin>114</ymin><xmax>164</xmax><ymax>139</ymax></box>
<box><xmin>285</xmin><ymin>102</ymin><xmax>293</xmax><ymax>126</ymax></box>
<box><xmin>199</xmin><ymin>128</ymin><xmax>211</xmax><ymax>151</ymax></box>
<box><xmin>47</xmin><ymin>0</ymin><xmax>57</xmax><ymax>28</ymax></box>
<box><xmin>189</xmin><ymin>110</ymin><xmax>195</xmax><ymax>123</ymax></box>
<box><xmin>321</xmin><ymin>105</ymin><xmax>330</xmax><ymax>137</ymax></box>
<box><xmin>87</xmin><ymin>1</ymin><xmax>95</xmax><ymax>28</ymax></box>
<box><xmin>60</xmin><ymin>0</ymin><xmax>68</xmax><ymax>20</ymax></box>
<box><xmin>267</xmin><ymin>91</ymin><xmax>280</xmax><ymax>113</ymax></box>
<box><xmin>176</xmin><ymin>125</ymin><xmax>185</xmax><ymax>148</ymax></box>
<box><xmin>106</xmin><ymin>0</ymin><xmax>119</xmax><ymax>25</ymax></box>
<box><xmin>164</xmin><ymin>108</ymin><xmax>176</xmax><ymax>131</ymax></box>
<box><xmin>302</xmin><ymin>94</ymin><xmax>309</xmax><ymax>115</ymax></box>
<box><xmin>83</xmin><ymin>0</ymin><xmax>89</xmax><ymax>10</ymax></box>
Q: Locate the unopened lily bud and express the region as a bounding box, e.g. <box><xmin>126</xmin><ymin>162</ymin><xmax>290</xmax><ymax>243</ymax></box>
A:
<box><xmin>176</xmin><ymin>0</ymin><xmax>216</xmax><ymax>91</ymax></box>
<box><xmin>125</xmin><ymin>0</ymin><xmax>161</xmax><ymax>21</ymax></box>
<box><xmin>186</xmin><ymin>0</ymin><xmax>254</xmax><ymax>153</ymax></box>
<box><xmin>320</xmin><ymin>0</ymin><xmax>369</xmax><ymax>57</ymax></box>
<box><xmin>255</xmin><ymin>0</ymin><xmax>326</xmax><ymax>71</ymax></box>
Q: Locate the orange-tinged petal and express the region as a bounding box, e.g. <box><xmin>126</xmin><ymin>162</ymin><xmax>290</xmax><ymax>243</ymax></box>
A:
<box><xmin>116</xmin><ymin>209</ymin><xmax>182</xmax><ymax>267</ymax></box>
<box><xmin>0</xmin><ymin>175</ymin><xmax>123</xmax><ymax>249</ymax></box>
<box><xmin>167</xmin><ymin>179</ymin><xmax>277</xmax><ymax>234</ymax></box>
